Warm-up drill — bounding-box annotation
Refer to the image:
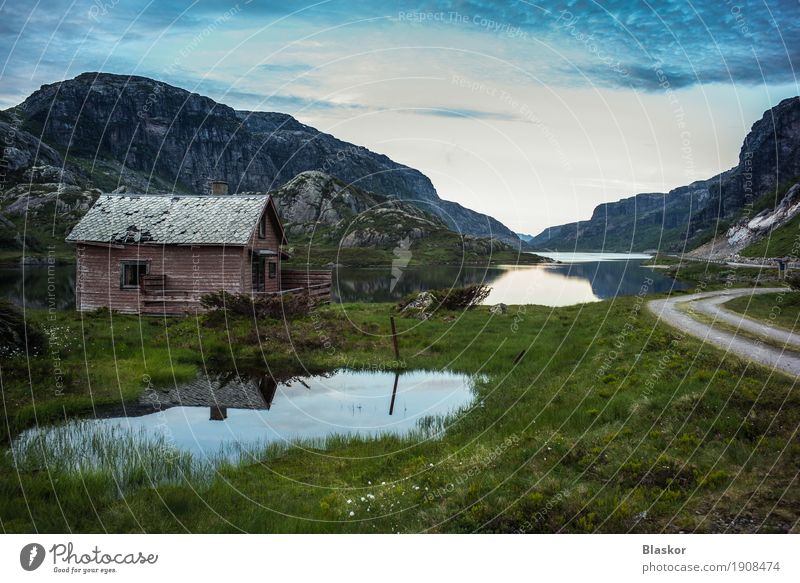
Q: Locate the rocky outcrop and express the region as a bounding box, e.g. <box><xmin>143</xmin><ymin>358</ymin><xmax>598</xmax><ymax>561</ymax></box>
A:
<box><xmin>530</xmin><ymin>96</ymin><xmax>800</xmax><ymax>252</ymax></box>
<box><xmin>265</xmin><ymin>170</ymin><xmax>449</xmax><ymax>248</ymax></box>
<box><xmin>689</xmin><ymin>183</ymin><xmax>800</xmax><ymax>260</ymax></box>
<box><xmin>9</xmin><ymin>72</ymin><xmax>521</xmax><ymax>244</ymax></box>
<box><xmin>0</xmin><ymin>118</ymin><xmax>67</xmax><ymax>184</ymax></box>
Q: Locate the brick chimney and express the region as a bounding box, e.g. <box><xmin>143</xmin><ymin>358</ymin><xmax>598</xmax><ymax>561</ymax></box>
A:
<box><xmin>210</xmin><ymin>180</ymin><xmax>229</xmax><ymax>195</ymax></box>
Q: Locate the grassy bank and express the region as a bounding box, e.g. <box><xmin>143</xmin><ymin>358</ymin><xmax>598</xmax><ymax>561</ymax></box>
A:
<box><xmin>644</xmin><ymin>255</ymin><xmax>778</xmax><ymax>288</ymax></box>
<box><xmin>1</xmin><ymin>292</ymin><xmax>798</xmax><ymax>533</ymax></box>
<box><xmin>725</xmin><ymin>291</ymin><xmax>800</xmax><ymax>331</ymax></box>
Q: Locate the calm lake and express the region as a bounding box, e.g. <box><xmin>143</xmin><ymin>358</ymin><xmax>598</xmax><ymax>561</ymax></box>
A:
<box><xmin>15</xmin><ymin>369</ymin><xmax>477</xmax><ymax>461</ymax></box>
<box><xmin>0</xmin><ymin>253</ymin><xmax>684</xmax><ymax>308</ymax></box>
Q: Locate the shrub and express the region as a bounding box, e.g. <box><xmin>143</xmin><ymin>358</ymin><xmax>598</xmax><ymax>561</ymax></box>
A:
<box><xmin>397</xmin><ymin>284</ymin><xmax>491</xmax><ymax>316</ymax></box>
<box><xmin>200</xmin><ymin>290</ymin><xmax>314</xmax><ymax>319</ymax></box>
<box><xmin>0</xmin><ymin>299</ymin><xmax>45</xmax><ymax>358</ymax></box>
<box><xmin>436</xmin><ymin>284</ymin><xmax>492</xmax><ymax>310</ymax></box>
<box><xmin>785</xmin><ymin>272</ymin><xmax>800</xmax><ymax>291</ymax></box>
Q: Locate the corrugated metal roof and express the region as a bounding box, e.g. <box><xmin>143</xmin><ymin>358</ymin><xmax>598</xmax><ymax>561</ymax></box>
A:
<box><xmin>66</xmin><ymin>194</ymin><xmax>270</xmax><ymax>245</ymax></box>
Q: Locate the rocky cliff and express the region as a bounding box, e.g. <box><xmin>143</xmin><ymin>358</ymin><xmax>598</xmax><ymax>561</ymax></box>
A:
<box><xmin>261</xmin><ymin>170</ymin><xmax>448</xmax><ymax>248</ymax></box>
<box><xmin>257</xmin><ymin>170</ymin><xmax>540</xmax><ymax>266</ymax></box>
<box><xmin>5</xmin><ymin>72</ymin><xmax>520</xmax><ymax>244</ymax></box>
<box><xmin>529</xmin><ymin>96</ymin><xmax>800</xmax><ymax>253</ymax></box>
<box><xmin>688</xmin><ymin>183</ymin><xmax>800</xmax><ymax>260</ymax></box>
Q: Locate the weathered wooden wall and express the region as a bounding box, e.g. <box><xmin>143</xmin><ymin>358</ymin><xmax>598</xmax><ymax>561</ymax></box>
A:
<box><xmin>75</xmin><ymin>243</ymin><xmax>246</xmax><ymax>313</ymax></box>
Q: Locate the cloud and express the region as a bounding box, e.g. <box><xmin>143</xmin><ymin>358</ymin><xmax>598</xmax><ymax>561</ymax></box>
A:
<box><xmin>430</xmin><ymin>0</ymin><xmax>800</xmax><ymax>90</ymax></box>
<box><xmin>259</xmin><ymin>63</ymin><xmax>314</xmax><ymax>73</ymax></box>
<box><xmin>402</xmin><ymin>107</ymin><xmax>527</xmax><ymax>122</ymax></box>
<box><xmin>0</xmin><ymin>0</ymin><xmax>797</xmax><ymax>109</ymax></box>
<box><xmin>259</xmin><ymin>93</ymin><xmax>368</xmax><ymax>111</ymax></box>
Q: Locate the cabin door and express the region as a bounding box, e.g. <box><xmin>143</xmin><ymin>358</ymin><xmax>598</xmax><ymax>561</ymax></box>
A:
<box><xmin>252</xmin><ymin>256</ymin><xmax>265</xmax><ymax>291</ymax></box>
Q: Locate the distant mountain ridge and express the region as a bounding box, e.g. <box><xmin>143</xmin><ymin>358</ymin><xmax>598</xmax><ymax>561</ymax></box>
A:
<box><xmin>529</xmin><ymin>96</ymin><xmax>800</xmax><ymax>253</ymax></box>
<box><xmin>5</xmin><ymin>72</ymin><xmax>520</xmax><ymax>244</ymax></box>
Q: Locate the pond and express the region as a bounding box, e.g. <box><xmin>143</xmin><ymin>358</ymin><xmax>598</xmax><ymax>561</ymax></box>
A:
<box><xmin>15</xmin><ymin>369</ymin><xmax>477</xmax><ymax>463</ymax></box>
<box><xmin>1</xmin><ymin>253</ymin><xmax>684</xmax><ymax>308</ymax></box>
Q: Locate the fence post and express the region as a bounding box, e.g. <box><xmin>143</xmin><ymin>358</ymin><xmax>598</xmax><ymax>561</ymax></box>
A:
<box><xmin>390</xmin><ymin>316</ymin><xmax>400</xmax><ymax>359</ymax></box>
<box><xmin>389</xmin><ymin>372</ymin><xmax>400</xmax><ymax>415</ymax></box>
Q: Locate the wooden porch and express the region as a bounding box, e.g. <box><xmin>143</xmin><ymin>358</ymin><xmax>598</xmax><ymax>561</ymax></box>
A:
<box><xmin>138</xmin><ymin>269</ymin><xmax>332</xmax><ymax>314</ymax></box>
<box><xmin>275</xmin><ymin>269</ymin><xmax>333</xmax><ymax>303</ymax></box>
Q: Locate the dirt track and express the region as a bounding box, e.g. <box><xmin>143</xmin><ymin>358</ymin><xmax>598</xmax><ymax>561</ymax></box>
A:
<box><xmin>647</xmin><ymin>287</ymin><xmax>800</xmax><ymax>377</ymax></box>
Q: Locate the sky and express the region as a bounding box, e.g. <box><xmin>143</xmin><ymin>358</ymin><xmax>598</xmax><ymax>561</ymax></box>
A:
<box><xmin>1</xmin><ymin>0</ymin><xmax>799</xmax><ymax>235</ymax></box>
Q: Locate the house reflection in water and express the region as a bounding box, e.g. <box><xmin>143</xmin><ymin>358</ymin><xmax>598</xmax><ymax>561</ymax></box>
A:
<box><xmin>140</xmin><ymin>372</ymin><xmax>414</xmax><ymax>420</ymax></box>
<box><xmin>141</xmin><ymin>373</ymin><xmax>280</xmax><ymax>421</ymax></box>
<box><xmin>59</xmin><ymin>369</ymin><xmax>476</xmax><ymax>460</ymax></box>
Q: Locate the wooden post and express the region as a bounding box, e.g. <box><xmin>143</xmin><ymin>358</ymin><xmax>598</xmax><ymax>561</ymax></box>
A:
<box><xmin>390</xmin><ymin>316</ymin><xmax>400</xmax><ymax>359</ymax></box>
<box><xmin>389</xmin><ymin>372</ymin><xmax>400</xmax><ymax>415</ymax></box>
<box><xmin>513</xmin><ymin>350</ymin><xmax>526</xmax><ymax>365</ymax></box>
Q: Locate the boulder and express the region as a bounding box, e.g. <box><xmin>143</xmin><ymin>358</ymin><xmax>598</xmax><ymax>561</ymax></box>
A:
<box><xmin>400</xmin><ymin>291</ymin><xmax>437</xmax><ymax>320</ymax></box>
<box><xmin>23</xmin><ymin>165</ymin><xmax>77</xmax><ymax>185</ymax></box>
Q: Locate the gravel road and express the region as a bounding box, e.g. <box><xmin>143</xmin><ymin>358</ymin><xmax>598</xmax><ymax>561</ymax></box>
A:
<box><xmin>647</xmin><ymin>287</ymin><xmax>800</xmax><ymax>377</ymax></box>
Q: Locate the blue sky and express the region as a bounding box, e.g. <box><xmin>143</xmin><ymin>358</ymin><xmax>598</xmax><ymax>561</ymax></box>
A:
<box><xmin>2</xmin><ymin>0</ymin><xmax>798</xmax><ymax>233</ymax></box>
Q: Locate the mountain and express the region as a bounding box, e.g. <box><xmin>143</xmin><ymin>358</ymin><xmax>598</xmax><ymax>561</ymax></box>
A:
<box><xmin>529</xmin><ymin>97</ymin><xmax>800</xmax><ymax>254</ymax></box>
<box><xmin>268</xmin><ymin>171</ymin><xmax>447</xmax><ymax>243</ymax></box>
<box><xmin>259</xmin><ymin>171</ymin><xmax>545</xmax><ymax>267</ymax></box>
<box><xmin>4</xmin><ymin>72</ymin><xmax>520</xmax><ymax>244</ymax></box>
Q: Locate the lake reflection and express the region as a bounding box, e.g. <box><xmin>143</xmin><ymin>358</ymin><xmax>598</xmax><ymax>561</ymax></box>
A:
<box><xmin>2</xmin><ymin>253</ymin><xmax>684</xmax><ymax>308</ymax></box>
<box><xmin>0</xmin><ymin>264</ymin><xmax>75</xmax><ymax>310</ymax></box>
<box><xmin>333</xmin><ymin>254</ymin><xmax>684</xmax><ymax>306</ymax></box>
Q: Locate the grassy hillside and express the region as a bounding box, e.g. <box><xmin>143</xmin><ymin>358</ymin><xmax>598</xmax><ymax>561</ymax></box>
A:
<box><xmin>1</xmin><ymin>294</ymin><xmax>797</xmax><ymax>533</ymax></box>
<box><xmin>287</xmin><ymin>230</ymin><xmax>548</xmax><ymax>267</ymax></box>
<box><xmin>0</xmin><ymin>186</ymin><xmax>94</xmax><ymax>264</ymax></box>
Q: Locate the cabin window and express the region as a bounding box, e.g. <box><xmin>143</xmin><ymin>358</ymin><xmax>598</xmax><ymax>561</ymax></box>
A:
<box><xmin>268</xmin><ymin>261</ymin><xmax>277</xmax><ymax>279</ymax></box>
<box><xmin>120</xmin><ymin>261</ymin><xmax>148</xmax><ymax>289</ymax></box>
<box><xmin>258</xmin><ymin>215</ymin><xmax>266</xmax><ymax>239</ymax></box>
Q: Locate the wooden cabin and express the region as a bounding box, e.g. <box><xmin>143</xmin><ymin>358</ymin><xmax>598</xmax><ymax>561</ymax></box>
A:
<box><xmin>66</xmin><ymin>186</ymin><xmax>331</xmax><ymax>314</ymax></box>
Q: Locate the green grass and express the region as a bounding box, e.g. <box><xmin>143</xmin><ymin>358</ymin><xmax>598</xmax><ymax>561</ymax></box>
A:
<box><xmin>642</xmin><ymin>255</ymin><xmax>777</xmax><ymax>289</ymax></box>
<box><xmin>725</xmin><ymin>291</ymin><xmax>800</xmax><ymax>331</ymax></box>
<box><xmin>1</xmin><ymin>297</ymin><xmax>798</xmax><ymax>533</ymax></box>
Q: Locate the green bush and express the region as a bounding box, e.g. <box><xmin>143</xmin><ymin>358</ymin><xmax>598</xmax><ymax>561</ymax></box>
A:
<box><xmin>200</xmin><ymin>290</ymin><xmax>314</xmax><ymax>319</ymax></box>
<box><xmin>0</xmin><ymin>299</ymin><xmax>45</xmax><ymax>358</ymax></box>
